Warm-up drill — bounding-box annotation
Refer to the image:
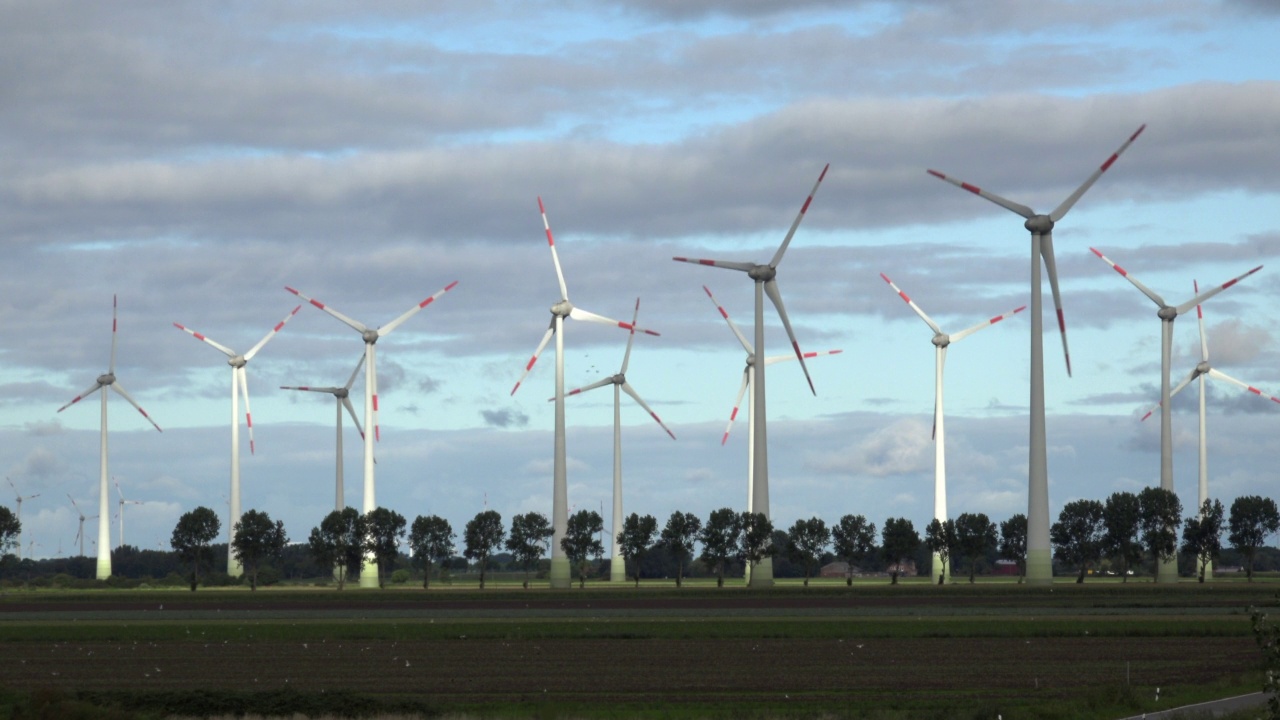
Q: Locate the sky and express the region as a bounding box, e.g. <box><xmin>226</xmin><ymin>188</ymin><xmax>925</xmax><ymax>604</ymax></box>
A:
<box><xmin>2</xmin><ymin>0</ymin><xmax>1279</xmax><ymax>562</ymax></box>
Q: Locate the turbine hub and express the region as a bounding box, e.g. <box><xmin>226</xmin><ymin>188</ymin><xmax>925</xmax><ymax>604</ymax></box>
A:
<box><xmin>335</xmin><ymin>388</ymin><xmax>349</xmax><ymax>399</ymax></box>
<box><xmin>932</xmin><ymin>334</ymin><xmax>950</xmax><ymax>348</ymax></box>
<box><xmin>1196</xmin><ymin>361</ymin><xmax>1211</xmax><ymax>374</ymax></box>
<box><xmin>1024</xmin><ymin>215</ymin><xmax>1054</xmax><ymax>234</ymax></box>
<box><xmin>97</xmin><ymin>373</ymin><xmax>115</xmax><ymax>385</ymax></box>
<box><xmin>1157</xmin><ymin>306</ymin><xmax>1177</xmax><ymax>321</ymax></box>
<box><xmin>362</xmin><ymin>329</ymin><xmax>379</xmax><ymax>344</ymax></box>
<box><xmin>228</xmin><ymin>356</ymin><xmax>247</xmax><ymax>369</ymax></box>
<box><xmin>745</xmin><ymin>355</ymin><xmax>756</xmax><ymax>368</ymax></box>
<box><xmin>551</xmin><ymin>299</ymin><xmax>573</xmax><ymax>318</ymax></box>
<box><xmin>611</xmin><ymin>373</ymin><xmax>625</xmax><ymax>384</ymax></box>
<box><xmin>747</xmin><ymin>265</ymin><xmax>776</xmax><ymax>282</ymax></box>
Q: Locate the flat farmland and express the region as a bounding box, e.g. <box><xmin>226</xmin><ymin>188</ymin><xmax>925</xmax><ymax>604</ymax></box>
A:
<box><xmin>1</xmin><ymin>580</ymin><xmax>1274</xmax><ymax>719</ymax></box>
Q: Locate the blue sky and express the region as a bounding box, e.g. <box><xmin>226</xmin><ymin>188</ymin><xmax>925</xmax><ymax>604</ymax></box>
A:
<box><xmin>2</xmin><ymin>0</ymin><xmax>1279</xmax><ymax>561</ymax></box>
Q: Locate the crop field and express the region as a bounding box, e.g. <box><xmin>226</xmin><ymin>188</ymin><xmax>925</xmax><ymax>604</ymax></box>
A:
<box><xmin>1</xmin><ymin>578</ymin><xmax>1276</xmax><ymax>720</ymax></box>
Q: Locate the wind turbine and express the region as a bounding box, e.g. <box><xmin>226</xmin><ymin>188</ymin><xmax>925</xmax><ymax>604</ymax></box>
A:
<box><xmin>67</xmin><ymin>493</ymin><xmax>99</xmax><ymax>558</ymax></box>
<box><xmin>57</xmin><ymin>295</ymin><xmax>162</xmax><ymax>579</ymax></box>
<box><xmin>552</xmin><ymin>298</ymin><xmax>675</xmax><ymax>583</ymax></box>
<box><xmin>6</xmin><ymin>477</ymin><xmax>40</xmax><ymax>560</ymax></box>
<box><xmin>673</xmin><ymin>165</ymin><xmax>828</xmax><ymax>587</ymax></box>
<box><xmin>927</xmin><ymin>126</ymin><xmax>1144</xmax><ymax>584</ymax></box>
<box><xmin>280</xmin><ymin>353</ymin><xmax>368</xmax><ymax>512</ymax></box>
<box><xmin>511</xmin><ymin>197</ymin><xmax>657</xmax><ymax>589</ymax></box>
<box><xmin>703</xmin><ymin>285</ymin><xmax>840</xmax><ymax>536</ymax></box>
<box><xmin>287</xmin><ymin>281</ymin><xmax>458</xmax><ymax>588</ymax></box>
<box><xmin>174</xmin><ymin>305</ymin><xmax>301</xmax><ymax>576</ymax></box>
<box><xmin>115</xmin><ymin>479</ymin><xmax>143</xmax><ymax>550</ymax></box>
<box><xmin>879</xmin><ymin>273</ymin><xmax>1026</xmax><ymax>582</ymax></box>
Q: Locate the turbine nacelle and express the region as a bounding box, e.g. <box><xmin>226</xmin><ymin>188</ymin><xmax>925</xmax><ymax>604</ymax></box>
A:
<box><xmin>227</xmin><ymin>355</ymin><xmax>247</xmax><ymax>369</ymax></box>
<box><xmin>551</xmin><ymin>299</ymin><xmax>573</xmax><ymax>318</ymax></box>
<box><xmin>747</xmin><ymin>265</ymin><xmax>776</xmax><ymax>282</ymax></box>
<box><xmin>96</xmin><ymin>373</ymin><xmax>115</xmax><ymax>386</ymax></box>
<box><xmin>1195</xmin><ymin>360</ymin><xmax>1211</xmax><ymax>375</ymax></box>
<box><xmin>362</xmin><ymin>329</ymin><xmax>379</xmax><ymax>344</ymax></box>
<box><xmin>1024</xmin><ymin>215</ymin><xmax>1054</xmax><ymax>234</ymax></box>
<box><xmin>931</xmin><ymin>334</ymin><xmax>950</xmax><ymax>348</ymax></box>
<box><xmin>1157</xmin><ymin>306</ymin><xmax>1178</xmax><ymax>321</ymax></box>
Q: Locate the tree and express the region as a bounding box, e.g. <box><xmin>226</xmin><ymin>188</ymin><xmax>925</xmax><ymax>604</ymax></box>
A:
<box><xmin>408</xmin><ymin>514</ymin><xmax>455</xmax><ymax>589</ymax></box>
<box><xmin>738</xmin><ymin>512</ymin><xmax>776</xmax><ymax>581</ymax></box>
<box><xmin>1050</xmin><ymin>500</ymin><xmax>1105</xmax><ymax>583</ymax></box>
<box><xmin>923</xmin><ymin>518</ymin><xmax>957</xmax><ymax>585</ymax></box>
<box><xmin>170</xmin><ymin>506</ymin><xmax>221</xmax><ymax>592</ymax></box>
<box><xmin>364</xmin><ymin>507</ymin><xmax>407</xmax><ymax>589</ymax></box>
<box><xmin>786</xmin><ymin>517</ymin><xmax>831</xmax><ymax>587</ymax></box>
<box><xmin>831</xmin><ymin>514</ymin><xmax>876</xmax><ymax>586</ymax></box>
<box><xmin>308</xmin><ymin>507</ymin><xmax>366</xmax><ymax>590</ymax></box>
<box><xmin>0</xmin><ymin>507</ymin><xmax>19</xmax><ymax>557</ymax></box>
<box><xmin>998</xmin><ymin>514</ymin><xmax>1027</xmax><ymax>583</ymax></box>
<box><xmin>464</xmin><ymin>510</ymin><xmax>504</xmax><ymax>589</ymax></box>
<box><xmin>698</xmin><ymin>508</ymin><xmax>742</xmax><ymax>588</ymax></box>
<box><xmin>505</xmin><ymin>512</ymin><xmax>553</xmax><ymax>589</ymax></box>
<box><xmin>616</xmin><ymin>513</ymin><xmax>658</xmax><ymax>587</ymax></box>
<box><xmin>1229</xmin><ymin>495</ymin><xmax>1280</xmax><ymax>582</ymax></box>
<box><xmin>1138</xmin><ymin>486</ymin><xmax>1183</xmax><ymax>579</ymax></box>
<box><xmin>1102</xmin><ymin>491</ymin><xmax>1143</xmax><ymax>582</ymax></box>
<box><xmin>954</xmin><ymin>513</ymin><xmax>997</xmax><ymax>583</ymax></box>
<box><xmin>659</xmin><ymin>511</ymin><xmax>701</xmax><ymax>587</ymax></box>
<box><xmin>1181</xmin><ymin>498</ymin><xmax>1225</xmax><ymax>583</ymax></box>
<box><xmin>881</xmin><ymin>517</ymin><xmax>920</xmax><ymax>584</ymax></box>
<box><xmin>561</xmin><ymin>509</ymin><xmax>603</xmax><ymax>589</ymax></box>
<box><xmin>231</xmin><ymin>509</ymin><xmax>288</xmax><ymax>591</ymax></box>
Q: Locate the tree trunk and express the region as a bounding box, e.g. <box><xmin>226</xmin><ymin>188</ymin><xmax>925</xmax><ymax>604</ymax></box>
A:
<box><xmin>846</xmin><ymin>575</ymin><xmax>853</xmax><ymax>587</ymax></box>
<box><xmin>937</xmin><ymin>573</ymin><xmax>943</xmax><ymax>585</ymax></box>
<box><xmin>250</xmin><ymin>570</ymin><xmax>257</xmax><ymax>591</ymax></box>
<box><xmin>676</xmin><ymin>562</ymin><xmax>683</xmax><ymax>588</ymax></box>
<box><xmin>479</xmin><ymin>568</ymin><xmax>486</xmax><ymax>590</ymax></box>
<box><xmin>890</xmin><ymin>570</ymin><xmax>899</xmax><ymax>585</ymax></box>
<box><xmin>1076</xmin><ymin>567</ymin><xmax>1085</xmax><ymax>584</ymax></box>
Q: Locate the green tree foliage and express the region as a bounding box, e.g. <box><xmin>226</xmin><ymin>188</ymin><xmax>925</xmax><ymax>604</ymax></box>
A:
<box><xmin>923</xmin><ymin>518</ymin><xmax>957</xmax><ymax>585</ymax></box>
<box><xmin>831</xmin><ymin>514</ymin><xmax>876</xmax><ymax>586</ymax></box>
<box><xmin>739</xmin><ymin>512</ymin><xmax>776</xmax><ymax>580</ymax></box>
<box><xmin>408</xmin><ymin>514</ymin><xmax>455</xmax><ymax>589</ymax></box>
<box><xmin>785</xmin><ymin>516</ymin><xmax>830</xmax><ymax>587</ymax></box>
<box><xmin>1138</xmin><ymin>486</ymin><xmax>1183</xmax><ymax>577</ymax></box>
<box><xmin>1181</xmin><ymin>498</ymin><xmax>1225</xmax><ymax>583</ymax></box>
<box><xmin>170</xmin><ymin>506</ymin><xmax>221</xmax><ymax>592</ymax></box>
<box><xmin>954</xmin><ymin>512</ymin><xmax>997</xmax><ymax>583</ymax></box>
<box><xmin>1249</xmin><ymin>598</ymin><xmax>1280</xmax><ymax>719</ymax></box>
<box><xmin>307</xmin><ymin>507</ymin><xmax>366</xmax><ymax>590</ymax></box>
<box><xmin>364</xmin><ymin>507</ymin><xmax>407</xmax><ymax>588</ymax></box>
<box><xmin>659</xmin><ymin>511</ymin><xmax>701</xmax><ymax>588</ymax></box>
<box><xmin>231</xmin><ymin>509</ymin><xmax>288</xmax><ymax>591</ymax></box>
<box><xmin>1229</xmin><ymin>495</ymin><xmax>1280</xmax><ymax>582</ymax></box>
<box><xmin>561</xmin><ymin>509</ymin><xmax>603</xmax><ymax>589</ymax></box>
<box><xmin>505</xmin><ymin>512</ymin><xmax>552</xmax><ymax>589</ymax></box>
<box><xmin>616</xmin><ymin>513</ymin><xmax>658</xmax><ymax>587</ymax></box>
<box><xmin>0</xmin><ymin>506</ymin><xmax>19</xmax><ymax>557</ymax></box>
<box><xmin>881</xmin><ymin>517</ymin><xmax>920</xmax><ymax>585</ymax></box>
<box><xmin>464</xmin><ymin>510</ymin><xmax>504</xmax><ymax>589</ymax></box>
<box><xmin>698</xmin><ymin>508</ymin><xmax>742</xmax><ymax>588</ymax></box>
<box><xmin>999</xmin><ymin>514</ymin><xmax>1027</xmax><ymax>583</ymax></box>
<box><xmin>1050</xmin><ymin>499</ymin><xmax>1105</xmax><ymax>583</ymax></box>
<box><xmin>1103</xmin><ymin>491</ymin><xmax>1143</xmax><ymax>582</ymax></box>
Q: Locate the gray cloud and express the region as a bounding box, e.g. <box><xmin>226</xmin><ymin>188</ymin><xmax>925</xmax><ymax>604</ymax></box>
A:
<box><xmin>481</xmin><ymin>408</ymin><xmax>530</xmax><ymax>428</ymax></box>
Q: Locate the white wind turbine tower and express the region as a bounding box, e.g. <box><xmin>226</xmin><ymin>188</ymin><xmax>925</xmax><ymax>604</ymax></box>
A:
<box><xmin>703</xmin><ymin>283</ymin><xmax>840</xmax><ymax>578</ymax></box>
<box><xmin>674</xmin><ymin>165</ymin><xmax>828</xmax><ymax>587</ymax></box>
<box><xmin>553</xmin><ymin>298</ymin><xmax>675</xmax><ymax>583</ymax></box>
<box><xmin>67</xmin><ymin>493</ymin><xmax>99</xmax><ymax>558</ymax></box>
<box><xmin>927</xmin><ymin>126</ymin><xmax>1144</xmax><ymax>584</ymax></box>
<box><xmin>280</xmin><ymin>354</ymin><xmax>368</xmax><ymax>512</ymax></box>
<box><xmin>880</xmin><ymin>273</ymin><xmax>1026</xmax><ymax>583</ymax></box>
<box><xmin>287</xmin><ymin>281</ymin><xmax>458</xmax><ymax>588</ymax></box>
<box><xmin>6</xmin><ymin>477</ymin><xmax>40</xmax><ymax>560</ymax></box>
<box><xmin>1090</xmin><ymin>250</ymin><xmax>1263</xmax><ymax>581</ymax></box>
<box><xmin>1138</xmin><ymin>281</ymin><xmax>1280</xmax><ymax>579</ymax></box>
<box><xmin>174</xmin><ymin>305</ymin><xmax>301</xmax><ymax>576</ymax></box>
<box><xmin>511</xmin><ymin>197</ymin><xmax>658</xmax><ymax>589</ymax></box>
<box><xmin>57</xmin><ymin>295</ymin><xmax>162</xmax><ymax>579</ymax></box>
<box><xmin>114</xmin><ymin>479</ymin><xmax>144</xmax><ymax>550</ymax></box>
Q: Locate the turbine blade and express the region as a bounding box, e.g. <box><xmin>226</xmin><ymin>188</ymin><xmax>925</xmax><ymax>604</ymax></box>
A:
<box><xmin>554</xmin><ymin>376</ymin><xmax>615</xmax><ymax>401</ymax></box>
<box><xmin>769</xmin><ymin>163</ymin><xmax>828</xmax><ymax>268</ymax></box>
<box><xmin>949</xmin><ymin>305</ymin><xmax>1027</xmax><ymax>343</ymax></box>
<box><xmin>110</xmin><ymin>294</ymin><xmax>119</xmax><ymax>375</ymax></box>
<box><xmin>539</xmin><ymin>197</ymin><xmax>571</xmax><ymax>301</ymax></box>
<box><xmin>568</xmin><ymin>307</ymin><xmax>659</xmax><ymax>336</ymax></box>
<box><xmin>1040</xmin><ymin>232</ymin><xmax>1071</xmax><ymax>376</ymax></box>
<box><xmin>342</xmin><ymin>397</ymin><xmax>366</xmax><ymax>439</ymax></box>
<box><xmin>279</xmin><ymin>385</ymin><xmax>343</xmax><ymax>394</ymax></box>
<box><xmin>722</xmin><ymin>369</ymin><xmax>750</xmax><ymax>445</ymax></box>
<box><xmin>1050</xmin><ymin>124</ymin><xmax>1146</xmax><ymax>222</ymax></box>
<box><xmin>379</xmin><ymin>281</ymin><xmax>459</xmax><ymax>337</ymax></box>
<box><xmin>1173</xmin><ymin>265</ymin><xmax>1263</xmax><ymax>316</ymax></box>
<box><xmin>115</xmin><ymin>479</ymin><xmax>123</xmax><ymax>501</ymax></box>
<box><xmin>1194</xmin><ymin>280</ymin><xmax>1209</xmax><ymax>363</ymax></box>
<box><xmin>511</xmin><ymin>322</ymin><xmax>556</xmax><ymax>396</ymax></box>
<box><xmin>704</xmin><ymin>285</ymin><xmax>754</xmax><ymax>355</ymax></box>
<box><xmin>620</xmin><ymin>298</ymin><xmax>640</xmax><ymax>374</ymax></box>
<box><xmin>1089</xmin><ymin>247</ymin><xmax>1166</xmax><ymax>307</ymax></box>
<box><xmin>58</xmin><ymin>382</ymin><xmax>105</xmax><ymax>413</ymax></box>
<box><xmin>1168</xmin><ymin>367</ymin><xmax>1198</xmax><ymax>401</ymax></box>
<box><xmin>172</xmin><ymin>323</ymin><xmax>236</xmax><ymax>357</ymax></box>
<box><xmin>621</xmin><ymin>382</ymin><xmax>676</xmax><ymax>439</ymax></box>
<box><xmin>1207</xmin><ymin>368</ymin><xmax>1280</xmax><ymax>405</ymax></box>
<box><xmin>879</xmin><ymin>273</ymin><xmax>943</xmax><ymax>336</ymax></box>
<box><xmin>672</xmin><ymin>257</ymin><xmax>756</xmax><ymax>272</ymax></box>
<box><xmin>370</xmin><ymin>347</ymin><xmax>379</xmax><ymax>442</ymax></box>
<box><xmin>926</xmin><ymin>170</ymin><xmax>1035</xmax><ymax>219</ymax></box>
<box><xmin>763</xmin><ymin>349</ymin><xmax>842</xmax><ymax>365</ymax></box>
<box><xmin>345</xmin><ymin>353</ymin><xmax>366</xmax><ymax>391</ymax></box>
<box><xmin>244</xmin><ymin>305</ymin><xmax>302</xmax><ymax>361</ymax></box>
<box><xmin>764</xmin><ymin>279</ymin><xmax>815</xmax><ymax>395</ymax></box>
<box><xmin>285</xmin><ymin>286</ymin><xmax>369</xmax><ymax>334</ymax></box>
<box><xmin>238</xmin><ymin>366</ymin><xmax>255</xmax><ymax>455</ymax></box>
<box><xmin>111</xmin><ymin>381</ymin><xmax>162</xmax><ymax>432</ymax></box>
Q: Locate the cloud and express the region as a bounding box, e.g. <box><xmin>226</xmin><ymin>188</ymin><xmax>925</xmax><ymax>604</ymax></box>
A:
<box><xmin>480</xmin><ymin>408</ymin><xmax>529</xmax><ymax>428</ymax></box>
<box><xmin>808</xmin><ymin>418</ymin><xmax>932</xmax><ymax>476</ymax></box>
